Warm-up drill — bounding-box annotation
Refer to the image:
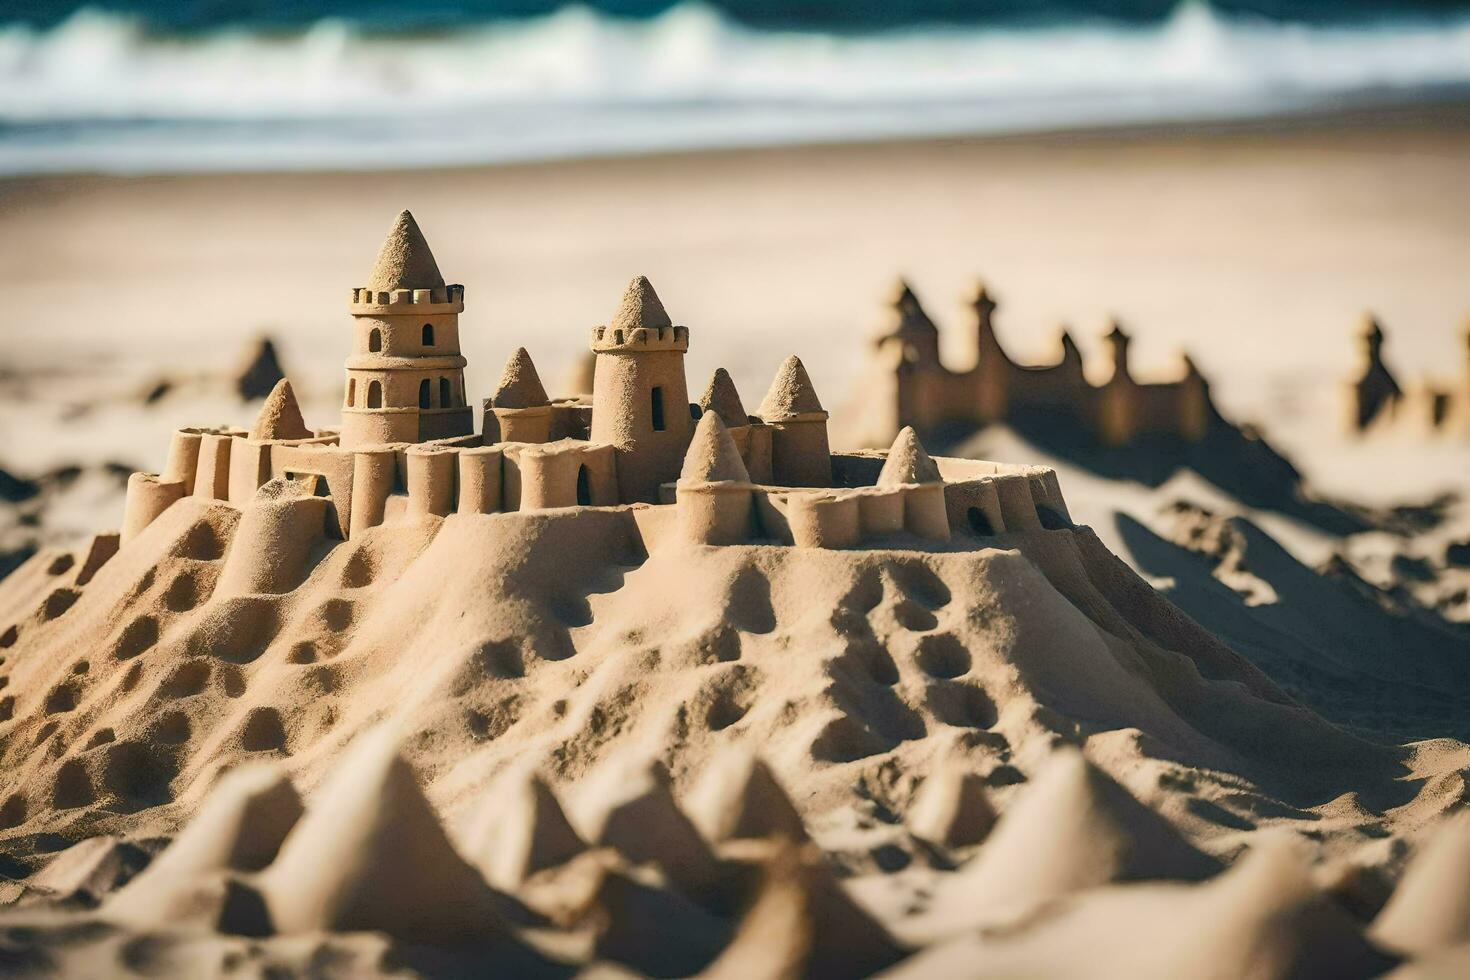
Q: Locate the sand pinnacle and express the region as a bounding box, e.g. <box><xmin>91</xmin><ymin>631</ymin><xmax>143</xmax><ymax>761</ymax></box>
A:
<box><xmin>680</xmin><ymin>412</ymin><xmax>750</xmax><ymax>485</ymax></box>
<box><xmin>758</xmin><ymin>355</ymin><xmax>825</xmax><ymax>420</ymax></box>
<box><xmin>877</xmin><ymin>426</ymin><xmax>940</xmax><ymax>486</ymax></box>
<box><xmin>492</xmin><ymin>347</ymin><xmax>550</xmax><ymax>409</ymax></box>
<box><xmin>610</xmin><ymin>276</ymin><xmax>673</xmax><ymax>333</ymax></box>
<box><xmin>699</xmin><ymin>368</ymin><xmax>749</xmax><ymax>427</ymax></box>
<box><xmin>250</xmin><ymin>379</ymin><xmax>310</xmax><ymax>441</ymax></box>
<box><xmin>365</xmin><ymin>210</ymin><xmax>445</xmax><ymax>291</ymax></box>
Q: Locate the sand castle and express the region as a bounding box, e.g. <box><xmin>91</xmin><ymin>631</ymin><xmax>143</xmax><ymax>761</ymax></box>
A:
<box><xmin>844</xmin><ymin>281</ymin><xmax>1215</xmax><ymax>448</ymax></box>
<box><xmin>1344</xmin><ymin>313</ymin><xmax>1470</xmax><ymax>437</ymax></box>
<box><xmin>119</xmin><ymin>211</ymin><xmax>1073</xmax><ymax>555</ymax></box>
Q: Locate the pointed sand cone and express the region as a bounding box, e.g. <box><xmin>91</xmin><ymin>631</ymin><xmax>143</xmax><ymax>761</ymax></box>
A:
<box><xmin>573</xmin><ymin>749</ymin><xmax>719</xmax><ymax>897</ymax></box>
<box><xmin>610</xmin><ymin>275</ymin><xmax>673</xmax><ymax>333</ymax></box>
<box><xmin>1372</xmin><ymin>813</ymin><xmax>1470</xmax><ymax>953</ymax></box>
<box><xmin>492</xmin><ymin>347</ymin><xmax>550</xmax><ymax>409</ymax></box>
<box><xmin>366</xmin><ymin>209</ymin><xmax>445</xmax><ymax>291</ymax></box>
<box><xmin>699</xmin><ymin>369</ymin><xmax>749</xmax><ymax>428</ymax></box>
<box><xmin>877</xmin><ymin>426</ymin><xmax>941</xmax><ymax>486</ymax></box>
<box><xmin>758</xmin><ymin>355</ymin><xmax>825</xmax><ymax>420</ymax></box>
<box><xmin>249</xmin><ymin>379</ymin><xmax>311</xmax><ymax>441</ymax></box>
<box><xmin>679</xmin><ymin>413</ymin><xmax>751</xmax><ymax>486</ymax></box>
<box><xmin>1169</xmin><ymin>832</ymin><xmax>1396</xmax><ymax>978</ymax></box>
<box><xmin>104</xmin><ymin>763</ymin><xmax>301</xmax><ymax>929</ymax></box>
<box><xmin>259</xmin><ymin>726</ymin><xmax>507</xmax><ymax>942</ymax></box>
<box><xmin>707</xmin><ymin>840</ymin><xmax>905</xmax><ymax>978</ymax></box>
<box><xmin>934</xmin><ymin>748</ymin><xmax>1219</xmax><ymax>925</ymax></box>
<box><xmin>907</xmin><ymin>759</ymin><xmax>995</xmax><ymax>849</ymax></box>
<box><xmin>687</xmin><ymin>748</ymin><xmax>807</xmax><ymax>843</ymax></box>
<box><xmin>461</xmin><ymin>764</ymin><xmax>585</xmax><ymax>890</ymax></box>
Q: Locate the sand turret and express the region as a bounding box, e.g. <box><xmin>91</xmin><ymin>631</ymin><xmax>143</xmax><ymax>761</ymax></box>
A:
<box><xmin>877</xmin><ymin>426</ymin><xmax>949</xmax><ymax>540</ymax></box>
<box><xmin>341</xmin><ymin>210</ymin><xmax>471</xmax><ymax>448</ymax></box>
<box><xmin>882</xmin><ymin>278</ymin><xmax>942</xmax><ymax>366</ymax></box>
<box><xmin>590</xmin><ymin>276</ymin><xmax>694</xmax><ymax>503</ymax></box>
<box><xmin>249</xmin><ymin>379</ymin><xmax>310</xmax><ymax>442</ymax></box>
<box><xmin>758</xmin><ymin>355</ymin><xmax>831</xmax><ymax>487</ymax></box>
<box><xmin>1098</xmin><ymin>319</ymin><xmax>1141</xmax><ymax>446</ymax></box>
<box><xmin>487</xmin><ymin>347</ymin><xmax>553</xmax><ymax>444</ymax></box>
<box><xmin>676</xmin><ymin>413</ymin><xmax>754</xmax><ymax>545</ymax></box>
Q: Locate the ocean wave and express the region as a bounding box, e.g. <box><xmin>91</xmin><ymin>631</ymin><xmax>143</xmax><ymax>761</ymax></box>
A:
<box><xmin>1</xmin><ymin>1</ymin><xmax>1468</xmax><ymax>173</ymax></box>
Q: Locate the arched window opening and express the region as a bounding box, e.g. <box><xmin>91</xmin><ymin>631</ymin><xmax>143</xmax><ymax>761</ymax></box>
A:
<box><xmin>967</xmin><ymin>506</ymin><xmax>994</xmax><ymax>536</ymax></box>
<box><xmin>346</xmin><ymin>379</ymin><xmax>356</xmax><ymax>407</ymax></box>
<box><xmin>576</xmin><ymin>465</ymin><xmax>592</xmax><ymax>506</ymax></box>
<box><xmin>368</xmin><ymin>328</ymin><xmax>382</xmax><ymax>353</ymax></box>
<box><xmin>419</xmin><ymin>379</ymin><xmax>432</xmax><ymax>409</ymax></box>
<box><xmin>440</xmin><ymin>377</ymin><xmax>451</xmax><ymax>408</ymax></box>
<box><xmin>422</xmin><ymin>323</ymin><xmax>434</xmax><ymax>347</ymax></box>
<box><xmin>650</xmin><ymin>386</ymin><xmax>666</xmax><ymax>432</ymax></box>
<box><xmin>367</xmin><ymin>380</ymin><xmax>382</xmax><ymax>409</ymax></box>
<box><xmin>689</xmin><ymin>403</ymin><xmax>702</xmax><ymax>421</ymax></box>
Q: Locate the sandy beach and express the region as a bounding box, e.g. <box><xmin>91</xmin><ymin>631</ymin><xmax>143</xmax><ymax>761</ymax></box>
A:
<box><xmin>1</xmin><ymin>102</ymin><xmax>1469</xmax><ymax>977</ymax></box>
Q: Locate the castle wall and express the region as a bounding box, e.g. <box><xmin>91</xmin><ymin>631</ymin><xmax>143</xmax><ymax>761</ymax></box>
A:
<box><xmin>192</xmin><ymin>432</ymin><xmax>241</xmax><ymax>500</ymax></box>
<box><xmin>676</xmin><ymin>484</ymin><xmax>755</xmax><ymax>545</ymax></box>
<box><xmin>349</xmin><ymin>448</ymin><xmax>396</xmax><ymax>537</ymax></box>
<box><xmin>787</xmin><ymin>492</ymin><xmax>860</xmax><ymax>548</ymax></box>
<box><xmin>407</xmin><ymin>445</ymin><xmax>457</xmax><ymax>517</ymax></box>
<box><xmin>457</xmin><ymin>447</ymin><xmax>503</xmax><ymax>515</ymax></box>
<box><xmin>486</xmin><ymin>405</ymin><xmax>553</xmax><ymax>445</ymax></box>
<box><xmin>503</xmin><ymin>440</ymin><xmax>617</xmax><ymax>511</ymax></box>
<box><xmin>942</xmin><ymin>478</ymin><xmax>1007</xmax><ymax>536</ymax></box>
<box><xmin>121</xmin><ymin>473</ymin><xmax>187</xmax><ymax>545</ymax></box>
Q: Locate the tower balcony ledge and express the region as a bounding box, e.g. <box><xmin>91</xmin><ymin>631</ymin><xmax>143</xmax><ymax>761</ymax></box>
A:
<box><xmin>344</xmin><ymin>354</ymin><xmax>468</xmax><ymax>371</ymax></box>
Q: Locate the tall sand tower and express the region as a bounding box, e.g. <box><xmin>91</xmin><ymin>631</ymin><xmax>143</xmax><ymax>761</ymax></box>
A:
<box><xmin>590</xmin><ymin>276</ymin><xmax>693</xmax><ymax>503</ymax></box>
<box><xmin>341</xmin><ymin>211</ymin><xmax>472</xmax><ymax>448</ymax></box>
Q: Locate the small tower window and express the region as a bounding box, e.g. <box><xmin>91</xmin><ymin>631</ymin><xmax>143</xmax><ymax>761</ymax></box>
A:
<box><xmin>576</xmin><ymin>465</ymin><xmax>591</xmax><ymax>506</ymax></box>
<box><xmin>367</xmin><ymin>381</ymin><xmax>382</xmax><ymax>409</ymax></box>
<box><xmin>422</xmin><ymin>323</ymin><xmax>434</xmax><ymax>347</ymax></box>
<box><xmin>419</xmin><ymin>379</ymin><xmax>432</xmax><ymax>409</ymax></box>
<box><xmin>440</xmin><ymin>377</ymin><xmax>451</xmax><ymax>408</ymax></box>
<box><xmin>650</xmin><ymin>386</ymin><xmax>666</xmax><ymax>432</ymax></box>
<box><xmin>369</xmin><ymin>328</ymin><xmax>382</xmax><ymax>353</ymax></box>
<box><xmin>346</xmin><ymin>378</ymin><xmax>356</xmax><ymax>407</ymax></box>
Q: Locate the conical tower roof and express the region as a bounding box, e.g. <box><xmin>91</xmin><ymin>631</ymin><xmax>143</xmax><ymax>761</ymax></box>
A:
<box><xmin>250</xmin><ymin>379</ymin><xmax>311</xmax><ymax>441</ymax></box>
<box><xmin>687</xmin><ymin>748</ymin><xmax>808</xmax><ymax>843</ymax></box>
<box><xmin>491</xmin><ymin>348</ymin><xmax>550</xmax><ymax>409</ymax></box>
<box><xmin>679</xmin><ymin>412</ymin><xmax>751</xmax><ymax>486</ymax></box>
<box><xmin>699</xmin><ymin>368</ymin><xmax>749</xmax><ymax>428</ymax></box>
<box><xmin>758</xmin><ymin>355</ymin><xmax>825</xmax><ymax>420</ymax></box>
<box><xmin>610</xmin><ymin>276</ymin><xmax>673</xmax><ymax>333</ymax></box>
<box><xmin>877</xmin><ymin>426</ymin><xmax>941</xmax><ymax>486</ymax></box>
<box><xmin>365</xmin><ymin>210</ymin><xmax>445</xmax><ymax>291</ymax></box>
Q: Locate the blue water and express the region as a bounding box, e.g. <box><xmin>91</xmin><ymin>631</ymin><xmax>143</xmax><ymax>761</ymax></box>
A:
<box><xmin>1</xmin><ymin>1</ymin><xmax>1468</xmax><ymax>175</ymax></box>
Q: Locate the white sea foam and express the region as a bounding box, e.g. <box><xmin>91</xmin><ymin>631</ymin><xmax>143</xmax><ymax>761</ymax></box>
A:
<box><xmin>1</xmin><ymin>1</ymin><xmax>1467</xmax><ymax>174</ymax></box>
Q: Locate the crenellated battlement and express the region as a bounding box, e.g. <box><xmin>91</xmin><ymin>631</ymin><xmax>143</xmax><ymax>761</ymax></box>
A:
<box><xmin>589</xmin><ymin>324</ymin><xmax>689</xmax><ymax>353</ymax></box>
<box><xmin>348</xmin><ymin>284</ymin><xmax>465</xmax><ymax>315</ymax></box>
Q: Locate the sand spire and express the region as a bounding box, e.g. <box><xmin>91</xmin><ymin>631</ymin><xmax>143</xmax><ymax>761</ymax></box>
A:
<box><xmin>610</xmin><ymin>275</ymin><xmax>673</xmax><ymax>333</ymax></box>
<box><xmin>104</xmin><ymin>764</ymin><xmax>302</xmax><ymax>925</ymax></box>
<box><xmin>679</xmin><ymin>413</ymin><xmax>751</xmax><ymax>485</ymax></box>
<box><xmin>907</xmin><ymin>759</ymin><xmax>995</xmax><ymax>849</ymax></box>
<box><xmin>758</xmin><ymin>355</ymin><xmax>824</xmax><ymax>420</ymax></box>
<box><xmin>365</xmin><ymin>209</ymin><xmax>445</xmax><ymax>291</ymax></box>
<box><xmin>259</xmin><ymin>726</ymin><xmax>506</xmax><ymax>942</ymax></box>
<box><xmin>249</xmin><ymin>378</ymin><xmax>310</xmax><ymax>441</ymax></box>
<box><xmin>1372</xmin><ymin>812</ymin><xmax>1470</xmax><ymax>953</ymax></box>
<box><xmin>877</xmin><ymin>426</ymin><xmax>941</xmax><ymax>486</ymax></box>
<box><xmin>686</xmin><ymin>748</ymin><xmax>808</xmax><ymax>843</ymax></box>
<box><xmin>491</xmin><ymin>347</ymin><xmax>550</xmax><ymax>408</ymax></box>
<box><xmin>573</xmin><ymin>750</ymin><xmax>719</xmax><ymax>897</ymax></box>
<box><xmin>461</xmin><ymin>764</ymin><xmax>585</xmax><ymax>890</ymax></box>
<box><xmin>934</xmin><ymin>748</ymin><xmax>1219</xmax><ymax>925</ymax></box>
<box><xmin>699</xmin><ymin>368</ymin><xmax>749</xmax><ymax>428</ymax></box>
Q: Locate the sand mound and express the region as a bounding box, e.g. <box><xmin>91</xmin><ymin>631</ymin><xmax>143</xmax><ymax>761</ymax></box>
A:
<box><xmin>758</xmin><ymin>355</ymin><xmax>824</xmax><ymax>419</ymax></box>
<box><xmin>609</xmin><ymin>275</ymin><xmax>673</xmax><ymax>333</ymax></box>
<box><xmin>248</xmin><ymin>380</ymin><xmax>310</xmax><ymax>442</ymax></box>
<box><xmin>492</xmin><ymin>347</ymin><xmax>551</xmax><ymax>409</ymax></box>
<box><xmin>365</xmin><ymin>210</ymin><xmax>444</xmax><ymax>291</ymax></box>
<box><xmin>699</xmin><ymin>368</ymin><xmax>750</xmax><ymax>428</ymax></box>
